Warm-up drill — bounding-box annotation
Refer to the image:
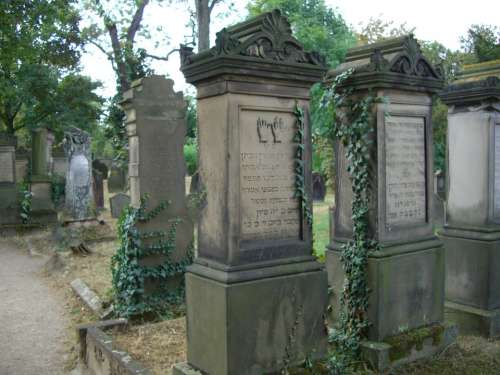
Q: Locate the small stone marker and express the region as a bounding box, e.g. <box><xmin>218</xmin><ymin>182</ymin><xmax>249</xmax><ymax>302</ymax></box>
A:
<box><xmin>107</xmin><ymin>165</ymin><xmax>127</xmax><ymax>193</ymax></box>
<box><xmin>110</xmin><ymin>193</ymin><xmax>130</xmax><ymax>218</ymax></box>
<box><xmin>71</xmin><ymin>278</ymin><xmax>113</xmax><ymax>319</ymax></box>
<box><xmin>440</xmin><ymin>60</ymin><xmax>500</xmax><ymax>337</ymax></box>
<box><xmin>0</xmin><ymin>134</ymin><xmax>18</xmax><ymax>225</ymax></box>
<box><xmin>312</xmin><ymin>172</ymin><xmax>326</xmax><ymax>201</ymax></box>
<box><xmin>30</xmin><ymin>128</ymin><xmax>57</xmax><ymax>223</ymax></box>
<box><xmin>64</xmin><ymin>127</ymin><xmax>94</xmax><ymax>221</ymax></box>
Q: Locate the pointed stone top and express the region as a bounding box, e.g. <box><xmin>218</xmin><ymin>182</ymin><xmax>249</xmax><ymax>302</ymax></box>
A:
<box><xmin>328</xmin><ymin>35</ymin><xmax>444</xmax><ymax>93</ymax></box>
<box><xmin>180</xmin><ymin>10</ymin><xmax>327</xmax><ymax>86</ymax></box>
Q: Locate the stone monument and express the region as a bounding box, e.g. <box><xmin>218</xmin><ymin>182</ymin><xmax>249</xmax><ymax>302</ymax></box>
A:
<box><xmin>0</xmin><ymin>134</ymin><xmax>19</xmax><ymax>225</ymax></box>
<box><xmin>120</xmin><ymin>75</ymin><xmax>194</xmax><ymax>290</ymax></box>
<box><xmin>312</xmin><ymin>172</ymin><xmax>326</xmax><ymax>201</ymax></box>
<box><xmin>64</xmin><ymin>127</ymin><xmax>94</xmax><ymax>221</ymax></box>
<box><xmin>439</xmin><ymin>59</ymin><xmax>500</xmax><ymax>338</ymax></box>
<box><xmin>174</xmin><ymin>11</ymin><xmax>328</xmax><ymax>375</ymax></box>
<box><xmin>325</xmin><ymin>36</ymin><xmax>455</xmax><ymax>370</ymax></box>
<box><xmin>30</xmin><ymin>128</ymin><xmax>57</xmax><ymax>223</ymax></box>
<box><xmin>110</xmin><ymin>192</ymin><xmax>130</xmax><ymax>219</ymax></box>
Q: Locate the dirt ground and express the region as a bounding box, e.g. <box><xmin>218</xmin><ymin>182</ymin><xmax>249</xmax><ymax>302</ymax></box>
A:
<box><xmin>0</xmin><ymin>236</ymin><xmax>69</xmax><ymax>375</ymax></box>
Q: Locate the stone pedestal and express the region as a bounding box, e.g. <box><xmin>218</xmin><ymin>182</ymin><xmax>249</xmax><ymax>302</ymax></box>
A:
<box><xmin>0</xmin><ymin>134</ymin><xmax>19</xmax><ymax>225</ymax></box>
<box><xmin>439</xmin><ymin>60</ymin><xmax>500</xmax><ymax>338</ymax></box>
<box><xmin>30</xmin><ymin>128</ymin><xmax>57</xmax><ymax>223</ymax></box>
<box><xmin>175</xmin><ymin>10</ymin><xmax>328</xmax><ymax>375</ymax></box>
<box><xmin>325</xmin><ymin>36</ymin><xmax>453</xmax><ymax>369</ymax></box>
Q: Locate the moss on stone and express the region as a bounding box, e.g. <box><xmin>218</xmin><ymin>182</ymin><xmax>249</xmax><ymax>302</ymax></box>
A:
<box><xmin>384</xmin><ymin>324</ymin><xmax>445</xmax><ymax>362</ymax></box>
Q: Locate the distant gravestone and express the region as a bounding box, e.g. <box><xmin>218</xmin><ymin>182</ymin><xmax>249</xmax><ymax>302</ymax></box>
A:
<box><xmin>107</xmin><ymin>166</ymin><xmax>127</xmax><ymax>193</ymax></box>
<box><xmin>110</xmin><ymin>193</ymin><xmax>130</xmax><ymax>218</ymax></box>
<box><xmin>92</xmin><ymin>160</ymin><xmax>108</xmax><ymax>210</ymax></box>
<box><xmin>64</xmin><ymin>127</ymin><xmax>94</xmax><ymax>221</ymax></box>
<box><xmin>30</xmin><ymin>128</ymin><xmax>57</xmax><ymax>223</ymax></box>
<box><xmin>120</xmin><ymin>75</ymin><xmax>194</xmax><ymax>293</ymax></box>
<box><xmin>0</xmin><ymin>134</ymin><xmax>18</xmax><ymax>225</ymax></box>
<box><xmin>312</xmin><ymin>172</ymin><xmax>326</xmax><ymax>201</ymax></box>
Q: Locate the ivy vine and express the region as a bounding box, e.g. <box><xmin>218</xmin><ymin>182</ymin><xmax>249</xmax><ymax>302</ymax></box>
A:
<box><xmin>111</xmin><ymin>195</ymin><xmax>193</xmax><ymax>318</ymax></box>
<box><xmin>320</xmin><ymin>68</ymin><xmax>381</xmax><ymax>369</ymax></box>
<box><xmin>18</xmin><ymin>181</ymin><xmax>33</xmax><ymax>224</ymax></box>
<box><xmin>293</xmin><ymin>103</ymin><xmax>313</xmax><ymax>230</ymax></box>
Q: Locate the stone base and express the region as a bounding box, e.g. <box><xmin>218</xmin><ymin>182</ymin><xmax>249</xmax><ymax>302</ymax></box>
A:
<box><xmin>183</xmin><ymin>264</ymin><xmax>328</xmax><ymax>375</ymax></box>
<box><xmin>0</xmin><ymin>183</ymin><xmax>19</xmax><ymax>225</ymax></box>
<box><xmin>31</xmin><ymin>180</ymin><xmax>57</xmax><ymax>223</ymax></box>
<box><xmin>445</xmin><ymin>301</ymin><xmax>500</xmax><ymax>338</ymax></box>
<box><xmin>360</xmin><ymin>323</ymin><xmax>458</xmax><ymax>372</ymax></box>
<box><xmin>439</xmin><ymin>226</ymin><xmax>500</xmax><ymax>328</ymax></box>
<box><xmin>31</xmin><ymin>208</ymin><xmax>58</xmax><ymax>224</ymax></box>
<box><xmin>326</xmin><ymin>238</ymin><xmax>445</xmax><ymax>341</ymax></box>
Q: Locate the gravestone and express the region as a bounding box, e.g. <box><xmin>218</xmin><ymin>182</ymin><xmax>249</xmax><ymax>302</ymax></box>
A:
<box><xmin>325</xmin><ymin>36</ymin><xmax>455</xmax><ymax>369</ymax></box>
<box><xmin>52</xmin><ymin>148</ymin><xmax>68</xmax><ymax>177</ymax></box>
<box><xmin>439</xmin><ymin>60</ymin><xmax>500</xmax><ymax>337</ymax></box>
<box><xmin>30</xmin><ymin>128</ymin><xmax>57</xmax><ymax>223</ymax></box>
<box><xmin>64</xmin><ymin>127</ymin><xmax>94</xmax><ymax>221</ymax></box>
<box><xmin>120</xmin><ymin>75</ymin><xmax>194</xmax><ymax>292</ymax></box>
<box><xmin>92</xmin><ymin>160</ymin><xmax>108</xmax><ymax>210</ymax></box>
<box><xmin>110</xmin><ymin>193</ymin><xmax>130</xmax><ymax>219</ymax></box>
<box><xmin>173</xmin><ymin>11</ymin><xmax>328</xmax><ymax>375</ymax></box>
<box><xmin>0</xmin><ymin>134</ymin><xmax>19</xmax><ymax>225</ymax></box>
<box><xmin>107</xmin><ymin>165</ymin><xmax>127</xmax><ymax>193</ymax></box>
<box><xmin>15</xmin><ymin>147</ymin><xmax>29</xmax><ymax>183</ymax></box>
<box><xmin>312</xmin><ymin>172</ymin><xmax>326</xmax><ymax>201</ymax></box>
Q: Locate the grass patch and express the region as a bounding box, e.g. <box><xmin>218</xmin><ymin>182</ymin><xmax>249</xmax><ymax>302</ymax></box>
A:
<box><xmin>313</xmin><ymin>194</ymin><xmax>334</xmax><ymax>259</ymax></box>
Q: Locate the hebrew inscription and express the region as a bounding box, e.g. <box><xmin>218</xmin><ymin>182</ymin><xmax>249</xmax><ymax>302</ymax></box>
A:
<box><xmin>240</xmin><ymin>109</ymin><xmax>301</xmax><ymax>241</ymax></box>
<box><xmin>385</xmin><ymin>116</ymin><xmax>426</xmax><ymax>227</ymax></box>
<box><xmin>0</xmin><ymin>152</ymin><xmax>14</xmax><ymax>183</ymax></box>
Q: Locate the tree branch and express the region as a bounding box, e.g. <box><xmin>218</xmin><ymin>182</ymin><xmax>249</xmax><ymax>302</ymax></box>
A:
<box><xmin>127</xmin><ymin>0</ymin><xmax>150</xmax><ymax>44</ymax></box>
<box><xmin>208</xmin><ymin>0</ymin><xmax>223</xmax><ymax>14</ymax></box>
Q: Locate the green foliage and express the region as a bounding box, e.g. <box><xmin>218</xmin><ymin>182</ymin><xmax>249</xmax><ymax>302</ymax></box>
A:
<box><xmin>18</xmin><ymin>181</ymin><xmax>33</xmax><ymax>224</ymax></box>
<box><xmin>293</xmin><ymin>104</ymin><xmax>313</xmax><ymax>229</ymax></box>
<box><xmin>184</xmin><ymin>139</ymin><xmax>198</xmax><ymax>176</ymax></box>
<box><xmin>358</xmin><ymin>16</ymin><xmax>415</xmax><ymax>44</ymax></box>
<box><xmin>460</xmin><ymin>24</ymin><xmax>500</xmax><ymax>63</ymax></box>
<box><xmin>432</xmin><ymin>99</ymin><xmax>448</xmax><ymax>172</ymax></box>
<box><xmin>0</xmin><ymin>0</ymin><xmax>103</xmax><ymax>139</ymax></box>
<box><xmin>111</xmin><ymin>196</ymin><xmax>193</xmax><ymax>318</ymax></box>
<box><xmin>320</xmin><ymin>69</ymin><xmax>380</xmax><ymax>367</ymax></box>
<box><xmin>185</xmin><ymin>95</ymin><xmax>198</xmax><ymax>139</ymax></box>
<box><xmin>51</xmin><ymin>173</ymin><xmax>66</xmax><ymax>208</ymax></box>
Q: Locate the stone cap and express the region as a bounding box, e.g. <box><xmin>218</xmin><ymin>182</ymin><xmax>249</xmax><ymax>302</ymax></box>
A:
<box><xmin>440</xmin><ymin>60</ymin><xmax>500</xmax><ymax>106</ymax></box>
<box><xmin>0</xmin><ymin>133</ymin><xmax>17</xmax><ymax>147</ymax></box>
<box><xmin>180</xmin><ymin>10</ymin><xmax>327</xmax><ymax>87</ymax></box>
<box><xmin>326</xmin><ymin>35</ymin><xmax>444</xmax><ymax>93</ymax></box>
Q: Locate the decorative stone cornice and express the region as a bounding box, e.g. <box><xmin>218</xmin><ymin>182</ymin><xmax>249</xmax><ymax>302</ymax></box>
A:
<box><xmin>327</xmin><ymin>35</ymin><xmax>444</xmax><ymax>93</ymax></box>
<box><xmin>180</xmin><ymin>10</ymin><xmax>327</xmax><ymax>86</ymax></box>
<box><xmin>440</xmin><ymin>60</ymin><xmax>500</xmax><ymax>106</ymax></box>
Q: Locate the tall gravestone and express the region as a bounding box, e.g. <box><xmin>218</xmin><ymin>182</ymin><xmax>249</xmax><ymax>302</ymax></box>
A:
<box><xmin>440</xmin><ymin>60</ymin><xmax>500</xmax><ymax>337</ymax></box>
<box><xmin>325</xmin><ymin>36</ymin><xmax>455</xmax><ymax>369</ymax></box>
<box><xmin>64</xmin><ymin>127</ymin><xmax>94</xmax><ymax>221</ymax></box>
<box><xmin>30</xmin><ymin>128</ymin><xmax>57</xmax><ymax>223</ymax></box>
<box><xmin>0</xmin><ymin>134</ymin><xmax>19</xmax><ymax>225</ymax></box>
<box><xmin>120</xmin><ymin>75</ymin><xmax>194</xmax><ymax>292</ymax></box>
<box><xmin>174</xmin><ymin>11</ymin><xmax>328</xmax><ymax>375</ymax></box>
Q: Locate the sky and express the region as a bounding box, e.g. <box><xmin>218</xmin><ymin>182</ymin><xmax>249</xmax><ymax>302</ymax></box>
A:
<box><xmin>80</xmin><ymin>0</ymin><xmax>500</xmax><ymax>98</ymax></box>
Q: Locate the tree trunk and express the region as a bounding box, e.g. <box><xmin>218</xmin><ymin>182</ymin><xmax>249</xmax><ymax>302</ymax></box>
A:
<box><xmin>196</xmin><ymin>0</ymin><xmax>211</xmax><ymax>52</ymax></box>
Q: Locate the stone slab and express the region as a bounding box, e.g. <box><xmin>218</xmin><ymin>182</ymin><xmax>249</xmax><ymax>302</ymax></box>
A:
<box><xmin>184</xmin><ymin>268</ymin><xmax>328</xmax><ymax>375</ymax></box>
<box><xmin>71</xmin><ymin>278</ymin><xmax>113</xmax><ymax>319</ymax></box>
<box><xmin>326</xmin><ymin>240</ymin><xmax>444</xmax><ymax>341</ymax></box>
<box><xmin>445</xmin><ymin>301</ymin><xmax>500</xmax><ymax>338</ymax></box>
<box><xmin>440</xmin><ymin>228</ymin><xmax>500</xmax><ymax>310</ymax></box>
<box><xmin>360</xmin><ymin>323</ymin><xmax>458</xmax><ymax>372</ymax></box>
<box><xmin>0</xmin><ymin>184</ymin><xmax>19</xmax><ymax>225</ymax></box>
<box><xmin>110</xmin><ymin>193</ymin><xmax>131</xmax><ymax>219</ymax></box>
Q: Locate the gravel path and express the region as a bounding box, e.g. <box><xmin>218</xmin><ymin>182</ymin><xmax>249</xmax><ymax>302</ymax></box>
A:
<box><xmin>0</xmin><ymin>238</ymin><xmax>68</xmax><ymax>375</ymax></box>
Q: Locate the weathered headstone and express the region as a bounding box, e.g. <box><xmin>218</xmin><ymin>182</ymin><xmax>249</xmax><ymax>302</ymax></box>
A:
<box><xmin>173</xmin><ymin>11</ymin><xmax>328</xmax><ymax>375</ymax></box>
<box><xmin>325</xmin><ymin>36</ymin><xmax>455</xmax><ymax>369</ymax></box>
<box><xmin>107</xmin><ymin>165</ymin><xmax>127</xmax><ymax>193</ymax></box>
<box><xmin>0</xmin><ymin>134</ymin><xmax>19</xmax><ymax>225</ymax></box>
<box><xmin>92</xmin><ymin>160</ymin><xmax>108</xmax><ymax>210</ymax></box>
<box><xmin>110</xmin><ymin>193</ymin><xmax>130</xmax><ymax>219</ymax></box>
<box><xmin>439</xmin><ymin>60</ymin><xmax>500</xmax><ymax>337</ymax></box>
<box><xmin>64</xmin><ymin>127</ymin><xmax>94</xmax><ymax>221</ymax></box>
<box><xmin>30</xmin><ymin>128</ymin><xmax>57</xmax><ymax>223</ymax></box>
<box><xmin>15</xmin><ymin>147</ymin><xmax>29</xmax><ymax>183</ymax></box>
<box><xmin>52</xmin><ymin>147</ymin><xmax>68</xmax><ymax>177</ymax></box>
<box><xmin>120</xmin><ymin>75</ymin><xmax>194</xmax><ymax>291</ymax></box>
<box><xmin>312</xmin><ymin>172</ymin><xmax>326</xmax><ymax>201</ymax></box>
